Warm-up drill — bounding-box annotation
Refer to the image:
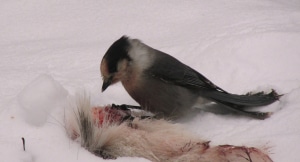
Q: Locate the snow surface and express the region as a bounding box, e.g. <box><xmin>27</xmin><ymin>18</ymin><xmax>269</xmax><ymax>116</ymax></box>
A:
<box><xmin>18</xmin><ymin>74</ymin><xmax>68</xmax><ymax>126</ymax></box>
<box><xmin>1</xmin><ymin>0</ymin><xmax>300</xmax><ymax>161</ymax></box>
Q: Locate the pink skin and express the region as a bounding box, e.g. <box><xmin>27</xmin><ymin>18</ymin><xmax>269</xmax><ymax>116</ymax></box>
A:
<box><xmin>92</xmin><ymin>106</ymin><xmax>125</xmax><ymax>126</ymax></box>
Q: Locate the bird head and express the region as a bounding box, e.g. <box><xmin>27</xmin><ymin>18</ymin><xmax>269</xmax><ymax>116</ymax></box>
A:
<box><xmin>100</xmin><ymin>36</ymin><xmax>132</xmax><ymax>92</ymax></box>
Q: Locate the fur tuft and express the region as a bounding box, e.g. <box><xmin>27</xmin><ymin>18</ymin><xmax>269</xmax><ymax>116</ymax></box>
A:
<box><xmin>65</xmin><ymin>94</ymin><xmax>273</xmax><ymax>162</ymax></box>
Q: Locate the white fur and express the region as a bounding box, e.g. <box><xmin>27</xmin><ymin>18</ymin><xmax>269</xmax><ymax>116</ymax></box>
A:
<box><xmin>65</xmin><ymin>94</ymin><xmax>273</xmax><ymax>162</ymax></box>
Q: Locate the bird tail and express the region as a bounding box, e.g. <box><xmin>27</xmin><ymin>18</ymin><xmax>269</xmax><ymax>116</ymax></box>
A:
<box><xmin>202</xmin><ymin>89</ymin><xmax>281</xmax><ymax>119</ymax></box>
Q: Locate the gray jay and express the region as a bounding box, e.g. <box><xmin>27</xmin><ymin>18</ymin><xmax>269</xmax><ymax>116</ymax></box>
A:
<box><xmin>100</xmin><ymin>36</ymin><xmax>280</xmax><ymax>119</ymax></box>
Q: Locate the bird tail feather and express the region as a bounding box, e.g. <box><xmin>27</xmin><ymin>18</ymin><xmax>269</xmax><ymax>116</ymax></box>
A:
<box><xmin>202</xmin><ymin>89</ymin><xmax>281</xmax><ymax>119</ymax></box>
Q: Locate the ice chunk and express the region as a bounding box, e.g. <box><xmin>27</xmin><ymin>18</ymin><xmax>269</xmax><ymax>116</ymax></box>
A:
<box><xmin>18</xmin><ymin>74</ymin><xmax>68</xmax><ymax>126</ymax></box>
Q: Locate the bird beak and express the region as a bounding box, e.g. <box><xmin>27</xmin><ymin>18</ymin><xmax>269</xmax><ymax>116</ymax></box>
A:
<box><xmin>102</xmin><ymin>76</ymin><xmax>113</xmax><ymax>92</ymax></box>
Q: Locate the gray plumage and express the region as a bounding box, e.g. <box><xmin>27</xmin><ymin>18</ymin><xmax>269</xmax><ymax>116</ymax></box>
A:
<box><xmin>100</xmin><ymin>36</ymin><xmax>280</xmax><ymax>119</ymax></box>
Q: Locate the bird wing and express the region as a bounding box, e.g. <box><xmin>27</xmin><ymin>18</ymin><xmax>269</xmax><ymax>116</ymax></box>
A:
<box><xmin>147</xmin><ymin>52</ymin><xmax>227</xmax><ymax>93</ymax></box>
<box><xmin>144</xmin><ymin>50</ymin><xmax>279</xmax><ymax>119</ymax></box>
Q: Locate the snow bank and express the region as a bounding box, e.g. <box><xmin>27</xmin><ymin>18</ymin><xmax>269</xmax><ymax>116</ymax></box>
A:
<box><xmin>17</xmin><ymin>74</ymin><xmax>68</xmax><ymax>126</ymax></box>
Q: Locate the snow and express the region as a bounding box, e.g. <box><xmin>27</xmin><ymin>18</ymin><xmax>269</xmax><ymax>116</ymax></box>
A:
<box><xmin>0</xmin><ymin>0</ymin><xmax>299</xmax><ymax>161</ymax></box>
<box><xmin>18</xmin><ymin>74</ymin><xmax>68</xmax><ymax>126</ymax></box>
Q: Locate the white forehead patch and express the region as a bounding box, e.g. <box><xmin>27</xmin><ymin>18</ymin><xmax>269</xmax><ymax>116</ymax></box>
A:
<box><xmin>127</xmin><ymin>39</ymin><xmax>155</xmax><ymax>71</ymax></box>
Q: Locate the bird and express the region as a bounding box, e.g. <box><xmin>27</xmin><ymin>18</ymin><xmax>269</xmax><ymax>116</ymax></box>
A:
<box><xmin>100</xmin><ymin>36</ymin><xmax>280</xmax><ymax>120</ymax></box>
